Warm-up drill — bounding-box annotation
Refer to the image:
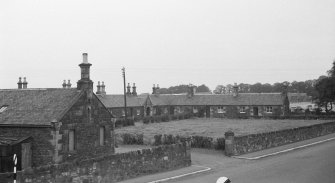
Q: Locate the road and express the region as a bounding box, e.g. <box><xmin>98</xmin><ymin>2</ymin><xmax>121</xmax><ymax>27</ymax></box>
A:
<box><xmin>172</xmin><ymin>139</ymin><xmax>335</xmax><ymax>183</ymax></box>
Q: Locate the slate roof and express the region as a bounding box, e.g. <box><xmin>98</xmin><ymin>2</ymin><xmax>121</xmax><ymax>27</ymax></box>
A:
<box><xmin>97</xmin><ymin>94</ymin><xmax>146</xmax><ymax>108</ymax></box>
<box><xmin>0</xmin><ymin>88</ymin><xmax>83</xmax><ymax>126</ymax></box>
<box><xmin>149</xmin><ymin>93</ymin><xmax>285</xmax><ymax>106</ymax></box>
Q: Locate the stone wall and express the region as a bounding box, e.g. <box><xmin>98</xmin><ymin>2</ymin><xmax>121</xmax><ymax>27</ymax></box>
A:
<box><xmin>116</xmin><ymin>133</ymin><xmax>225</xmax><ymax>150</ymax></box>
<box><xmin>231</xmin><ymin>121</ymin><xmax>335</xmax><ymax>155</ymax></box>
<box><xmin>15</xmin><ymin>142</ymin><xmax>191</xmax><ymax>183</ymax></box>
<box><xmin>0</xmin><ymin>127</ymin><xmax>53</xmax><ymax>167</ymax></box>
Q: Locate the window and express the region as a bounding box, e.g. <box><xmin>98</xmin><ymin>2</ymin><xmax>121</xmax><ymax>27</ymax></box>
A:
<box><xmin>0</xmin><ymin>105</ymin><xmax>8</xmax><ymax>113</ymax></box>
<box><xmin>69</xmin><ymin>130</ymin><xmax>75</xmax><ymax>151</ymax></box>
<box><xmin>218</xmin><ymin>106</ymin><xmax>226</xmax><ymax>113</ymax></box>
<box><xmin>193</xmin><ymin>107</ymin><xmax>198</xmax><ymax>113</ymax></box>
<box><xmin>137</xmin><ymin>109</ymin><xmax>141</xmax><ymax>116</ymax></box>
<box><xmin>99</xmin><ymin>126</ymin><xmax>105</xmax><ymax>146</ymax></box>
<box><xmin>240</xmin><ymin>106</ymin><xmax>246</xmax><ymax>113</ymax></box>
<box><xmin>122</xmin><ymin>110</ymin><xmax>125</xmax><ymax>116</ymax></box>
<box><xmin>266</xmin><ymin>106</ymin><xmax>273</xmax><ymax>113</ymax></box>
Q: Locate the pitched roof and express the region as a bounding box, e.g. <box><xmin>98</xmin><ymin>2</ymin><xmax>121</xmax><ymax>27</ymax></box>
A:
<box><xmin>0</xmin><ymin>88</ymin><xmax>83</xmax><ymax>126</ymax></box>
<box><xmin>149</xmin><ymin>93</ymin><xmax>285</xmax><ymax>106</ymax></box>
<box><xmin>97</xmin><ymin>94</ymin><xmax>146</xmax><ymax>108</ymax></box>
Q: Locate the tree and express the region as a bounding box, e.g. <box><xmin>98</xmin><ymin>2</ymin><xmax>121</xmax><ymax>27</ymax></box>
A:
<box><xmin>157</xmin><ymin>84</ymin><xmax>211</xmax><ymax>94</ymax></box>
<box><xmin>315</xmin><ymin>77</ymin><xmax>335</xmax><ymax>113</ymax></box>
<box><xmin>214</xmin><ymin>85</ymin><xmax>225</xmax><ymax>94</ymax></box>
<box><xmin>327</xmin><ymin>60</ymin><xmax>335</xmax><ymax>77</ymax></box>
<box><xmin>196</xmin><ymin>84</ymin><xmax>211</xmax><ymax>93</ymax></box>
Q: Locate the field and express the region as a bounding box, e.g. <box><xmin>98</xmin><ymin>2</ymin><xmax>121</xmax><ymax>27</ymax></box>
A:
<box><xmin>115</xmin><ymin>118</ymin><xmax>334</xmax><ymax>138</ymax></box>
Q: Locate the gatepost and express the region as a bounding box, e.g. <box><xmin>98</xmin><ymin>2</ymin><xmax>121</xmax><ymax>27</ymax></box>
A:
<box><xmin>224</xmin><ymin>131</ymin><xmax>235</xmax><ymax>156</ymax></box>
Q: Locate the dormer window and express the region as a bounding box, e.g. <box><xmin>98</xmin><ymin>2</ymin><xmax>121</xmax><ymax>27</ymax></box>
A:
<box><xmin>0</xmin><ymin>105</ymin><xmax>8</xmax><ymax>113</ymax></box>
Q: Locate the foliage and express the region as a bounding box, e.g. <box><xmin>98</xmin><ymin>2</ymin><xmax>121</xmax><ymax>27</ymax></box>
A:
<box><xmin>191</xmin><ymin>136</ymin><xmax>214</xmax><ymax>148</ymax></box>
<box><xmin>157</xmin><ymin>84</ymin><xmax>211</xmax><ymax>94</ymax></box>
<box><xmin>121</xmin><ymin>133</ymin><xmax>143</xmax><ymax>145</ymax></box>
<box><xmin>327</xmin><ymin>60</ymin><xmax>335</xmax><ymax>77</ymax></box>
<box><xmin>214</xmin><ymin>80</ymin><xmax>319</xmax><ymax>98</ymax></box>
<box><xmin>315</xmin><ymin>77</ymin><xmax>335</xmax><ymax>113</ymax></box>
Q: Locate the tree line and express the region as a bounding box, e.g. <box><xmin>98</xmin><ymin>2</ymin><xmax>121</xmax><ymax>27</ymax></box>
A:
<box><xmin>157</xmin><ymin>84</ymin><xmax>211</xmax><ymax>94</ymax></box>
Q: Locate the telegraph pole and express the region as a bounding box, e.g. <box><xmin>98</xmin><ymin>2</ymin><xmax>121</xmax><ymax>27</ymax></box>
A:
<box><xmin>122</xmin><ymin>67</ymin><xmax>128</xmax><ymax>121</ymax></box>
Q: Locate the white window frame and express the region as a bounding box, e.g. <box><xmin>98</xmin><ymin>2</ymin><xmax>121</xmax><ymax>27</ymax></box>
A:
<box><xmin>240</xmin><ymin>106</ymin><xmax>246</xmax><ymax>113</ymax></box>
<box><xmin>266</xmin><ymin>106</ymin><xmax>273</xmax><ymax>113</ymax></box>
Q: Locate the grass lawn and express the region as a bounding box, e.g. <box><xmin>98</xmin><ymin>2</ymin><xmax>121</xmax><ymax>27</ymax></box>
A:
<box><xmin>116</xmin><ymin>118</ymin><xmax>334</xmax><ymax>138</ymax></box>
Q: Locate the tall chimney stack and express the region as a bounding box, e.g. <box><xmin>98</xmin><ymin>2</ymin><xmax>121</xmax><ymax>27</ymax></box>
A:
<box><xmin>233</xmin><ymin>83</ymin><xmax>239</xmax><ymax>97</ymax></box>
<box><xmin>17</xmin><ymin>77</ymin><xmax>23</xmax><ymax>89</ymax></box>
<box><xmin>22</xmin><ymin>77</ymin><xmax>28</xmax><ymax>89</ymax></box>
<box><xmin>77</xmin><ymin>53</ymin><xmax>93</xmax><ymax>92</ymax></box>
<box><xmin>132</xmin><ymin>83</ymin><xmax>137</xmax><ymax>96</ymax></box>
<box><xmin>96</xmin><ymin>81</ymin><xmax>101</xmax><ymax>94</ymax></box>
<box><xmin>126</xmin><ymin>83</ymin><xmax>131</xmax><ymax>95</ymax></box>
<box><xmin>101</xmin><ymin>81</ymin><xmax>106</xmax><ymax>95</ymax></box>
<box><xmin>67</xmin><ymin>80</ymin><xmax>72</xmax><ymax>88</ymax></box>
<box><xmin>152</xmin><ymin>84</ymin><xmax>156</xmax><ymax>94</ymax></box>
<box><xmin>62</xmin><ymin>80</ymin><xmax>66</xmax><ymax>88</ymax></box>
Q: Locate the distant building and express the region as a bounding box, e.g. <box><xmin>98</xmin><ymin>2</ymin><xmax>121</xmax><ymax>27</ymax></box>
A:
<box><xmin>288</xmin><ymin>93</ymin><xmax>315</xmax><ymax>112</ymax></box>
<box><xmin>0</xmin><ymin>53</ymin><xmax>114</xmax><ymax>173</ymax></box>
<box><xmin>145</xmin><ymin>84</ymin><xmax>290</xmax><ymax>118</ymax></box>
<box><xmin>97</xmin><ymin>83</ymin><xmax>146</xmax><ymax>120</ymax></box>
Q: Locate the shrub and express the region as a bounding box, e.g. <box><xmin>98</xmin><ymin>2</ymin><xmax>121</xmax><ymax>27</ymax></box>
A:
<box><xmin>143</xmin><ymin>116</ymin><xmax>150</xmax><ymax>124</ymax></box>
<box><xmin>122</xmin><ymin>133</ymin><xmax>143</xmax><ymax>145</ymax></box>
<box><xmin>154</xmin><ymin>134</ymin><xmax>163</xmax><ymax>146</ymax></box>
<box><xmin>191</xmin><ymin>136</ymin><xmax>213</xmax><ymax>148</ymax></box>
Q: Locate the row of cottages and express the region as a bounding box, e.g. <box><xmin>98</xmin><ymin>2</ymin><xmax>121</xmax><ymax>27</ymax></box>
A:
<box><xmin>145</xmin><ymin>84</ymin><xmax>290</xmax><ymax>118</ymax></box>
<box><xmin>97</xmin><ymin>83</ymin><xmax>147</xmax><ymax>120</ymax></box>
<box><xmin>0</xmin><ymin>53</ymin><xmax>114</xmax><ymax>174</ymax></box>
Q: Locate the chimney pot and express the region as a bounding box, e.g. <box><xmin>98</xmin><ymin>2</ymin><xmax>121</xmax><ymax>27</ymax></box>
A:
<box><xmin>132</xmin><ymin>83</ymin><xmax>137</xmax><ymax>96</ymax></box>
<box><xmin>22</xmin><ymin>77</ymin><xmax>28</xmax><ymax>89</ymax></box>
<box><xmin>82</xmin><ymin>53</ymin><xmax>88</xmax><ymax>64</ymax></box>
<box><xmin>233</xmin><ymin>83</ymin><xmax>239</xmax><ymax>97</ymax></box>
<box><xmin>101</xmin><ymin>81</ymin><xmax>106</xmax><ymax>95</ymax></box>
<box><xmin>62</xmin><ymin>80</ymin><xmax>66</xmax><ymax>88</ymax></box>
<box><xmin>96</xmin><ymin>81</ymin><xmax>101</xmax><ymax>94</ymax></box>
<box><xmin>126</xmin><ymin>83</ymin><xmax>131</xmax><ymax>95</ymax></box>
<box><xmin>17</xmin><ymin>77</ymin><xmax>23</xmax><ymax>89</ymax></box>
<box><xmin>67</xmin><ymin>80</ymin><xmax>72</xmax><ymax>88</ymax></box>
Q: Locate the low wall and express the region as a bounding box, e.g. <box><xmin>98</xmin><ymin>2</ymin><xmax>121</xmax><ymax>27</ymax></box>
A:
<box><xmin>116</xmin><ymin>133</ymin><xmax>225</xmax><ymax>150</ymax></box>
<box><xmin>14</xmin><ymin>142</ymin><xmax>191</xmax><ymax>183</ymax></box>
<box><xmin>231</xmin><ymin>121</ymin><xmax>335</xmax><ymax>155</ymax></box>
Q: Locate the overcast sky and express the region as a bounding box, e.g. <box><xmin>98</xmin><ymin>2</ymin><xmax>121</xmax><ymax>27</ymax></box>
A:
<box><xmin>1</xmin><ymin>0</ymin><xmax>335</xmax><ymax>94</ymax></box>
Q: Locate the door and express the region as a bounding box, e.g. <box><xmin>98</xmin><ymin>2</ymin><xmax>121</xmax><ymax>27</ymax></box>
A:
<box><xmin>146</xmin><ymin>107</ymin><xmax>151</xmax><ymax>116</ymax></box>
<box><xmin>253</xmin><ymin>107</ymin><xmax>259</xmax><ymax>116</ymax></box>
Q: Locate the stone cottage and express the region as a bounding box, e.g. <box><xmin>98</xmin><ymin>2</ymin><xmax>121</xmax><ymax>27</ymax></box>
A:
<box><xmin>97</xmin><ymin>83</ymin><xmax>147</xmax><ymax>120</ymax></box>
<box><xmin>0</xmin><ymin>53</ymin><xmax>114</xmax><ymax>174</ymax></box>
<box><xmin>145</xmin><ymin>83</ymin><xmax>290</xmax><ymax>118</ymax></box>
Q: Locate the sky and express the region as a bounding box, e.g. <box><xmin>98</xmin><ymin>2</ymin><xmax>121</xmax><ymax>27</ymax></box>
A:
<box><xmin>1</xmin><ymin>0</ymin><xmax>335</xmax><ymax>94</ymax></box>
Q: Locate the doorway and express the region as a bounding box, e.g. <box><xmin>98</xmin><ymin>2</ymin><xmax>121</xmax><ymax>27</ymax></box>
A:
<box><xmin>253</xmin><ymin>107</ymin><xmax>259</xmax><ymax>116</ymax></box>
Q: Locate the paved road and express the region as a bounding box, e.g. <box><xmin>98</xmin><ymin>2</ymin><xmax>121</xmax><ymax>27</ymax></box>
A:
<box><xmin>172</xmin><ymin>139</ymin><xmax>335</xmax><ymax>183</ymax></box>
